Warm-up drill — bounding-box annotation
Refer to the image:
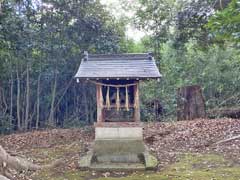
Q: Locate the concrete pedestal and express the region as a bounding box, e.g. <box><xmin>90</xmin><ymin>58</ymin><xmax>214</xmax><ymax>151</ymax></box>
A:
<box><xmin>79</xmin><ymin>123</ymin><xmax>158</xmax><ymax>170</ymax></box>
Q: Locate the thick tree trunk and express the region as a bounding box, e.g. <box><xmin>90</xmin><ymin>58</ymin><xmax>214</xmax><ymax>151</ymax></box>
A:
<box><xmin>0</xmin><ymin>145</ymin><xmax>62</xmax><ymax>178</ymax></box>
<box><xmin>208</xmin><ymin>107</ymin><xmax>240</xmax><ymax>119</ymax></box>
<box><xmin>177</xmin><ymin>85</ymin><xmax>206</xmax><ymax>121</ymax></box>
<box><xmin>0</xmin><ymin>175</ymin><xmax>10</xmax><ymax>180</ymax></box>
<box><xmin>0</xmin><ymin>146</ymin><xmax>41</xmax><ymax>172</ymax></box>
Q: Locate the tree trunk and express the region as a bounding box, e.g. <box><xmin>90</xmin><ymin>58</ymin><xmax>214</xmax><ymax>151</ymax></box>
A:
<box><xmin>16</xmin><ymin>68</ymin><xmax>21</xmax><ymax>130</ymax></box>
<box><xmin>48</xmin><ymin>70</ymin><xmax>57</xmax><ymax>127</ymax></box>
<box><xmin>83</xmin><ymin>84</ymin><xmax>89</xmax><ymax>123</ymax></box>
<box><xmin>9</xmin><ymin>71</ymin><xmax>13</xmax><ymax>126</ymax></box>
<box><xmin>88</xmin><ymin>87</ymin><xmax>95</xmax><ymax>124</ymax></box>
<box><xmin>36</xmin><ymin>72</ymin><xmax>41</xmax><ymax>129</ymax></box>
<box><xmin>208</xmin><ymin>107</ymin><xmax>240</xmax><ymax>119</ymax></box>
<box><xmin>75</xmin><ymin>84</ymin><xmax>80</xmax><ymax>119</ymax></box>
<box><xmin>0</xmin><ymin>146</ymin><xmax>41</xmax><ymax>172</ymax></box>
<box><xmin>24</xmin><ymin>63</ymin><xmax>30</xmax><ymax>130</ymax></box>
<box><xmin>0</xmin><ymin>88</ymin><xmax>8</xmax><ymax>115</ymax></box>
<box><xmin>177</xmin><ymin>85</ymin><xmax>206</xmax><ymax>121</ymax></box>
<box><xmin>89</xmin><ymin>97</ymin><xmax>94</xmax><ymax>124</ymax></box>
<box><xmin>215</xmin><ymin>135</ymin><xmax>240</xmax><ymax>145</ymax></box>
<box><xmin>0</xmin><ymin>145</ymin><xmax>62</xmax><ymax>178</ymax></box>
<box><xmin>0</xmin><ymin>175</ymin><xmax>10</xmax><ymax>180</ymax></box>
<box><xmin>0</xmin><ymin>85</ymin><xmax>3</xmax><ymax>115</ymax></box>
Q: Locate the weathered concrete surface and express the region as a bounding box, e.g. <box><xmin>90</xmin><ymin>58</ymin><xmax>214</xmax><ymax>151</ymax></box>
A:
<box><xmin>93</xmin><ymin>139</ymin><xmax>145</xmax><ymax>155</ymax></box>
<box><xmin>90</xmin><ymin>162</ymin><xmax>145</xmax><ymax>171</ymax></box>
<box><xmin>79</xmin><ymin>126</ymin><xmax>158</xmax><ymax>170</ymax></box>
<box><xmin>79</xmin><ymin>150</ymin><xmax>93</xmax><ymax>169</ymax></box>
<box><xmin>144</xmin><ymin>152</ymin><xmax>158</xmax><ymax>170</ymax></box>
<box><xmin>96</xmin><ymin>154</ymin><xmax>141</xmax><ymax>163</ymax></box>
<box><xmin>95</xmin><ymin>127</ymin><xmax>143</xmax><ymax>140</ymax></box>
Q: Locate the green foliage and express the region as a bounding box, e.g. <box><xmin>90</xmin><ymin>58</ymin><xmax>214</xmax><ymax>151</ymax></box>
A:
<box><xmin>207</xmin><ymin>0</ymin><xmax>240</xmax><ymax>42</ymax></box>
<box><xmin>141</xmin><ymin>40</ymin><xmax>240</xmax><ymax>119</ymax></box>
<box><xmin>126</xmin><ymin>0</ymin><xmax>240</xmax><ymax>120</ymax></box>
<box><xmin>174</xmin><ymin>0</ymin><xmax>217</xmax><ymax>47</ymax></box>
<box><xmin>0</xmin><ymin>0</ymin><xmax>240</xmax><ymax>129</ymax></box>
<box><xmin>62</xmin><ymin>117</ymin><xmax>89</xmax><ymax>128</ymax></box>
<box><xmin>120</xmin><ymin>38</ymin><xmax>146</xmax><ymax>53</ymax></box>
<box><xmin>0</xmin><ymin>0</ymin><xmax>127</xmax><ymax>131</ymax></box>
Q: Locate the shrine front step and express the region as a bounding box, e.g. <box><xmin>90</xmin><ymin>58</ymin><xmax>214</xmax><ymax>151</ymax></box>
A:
<box><xmin>90</xmin><ymin>162</ymin><xmax>145</xmax><ymax>171</ymax></box>
<box><xmin>95</xmin><ymin>153</ymin><xmax>143</xmax><ymax>163</ymax></box>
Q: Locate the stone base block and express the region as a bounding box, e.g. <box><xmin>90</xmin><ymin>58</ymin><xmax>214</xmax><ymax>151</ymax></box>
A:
<box><xmin>79</xmin><ymin>141</ymin><xmax>158</xmax><ymax>170</ymax></box>
<box><xmin>79</xmin><ymin>150</ymin><xmax>93</xmax><ymax>169</ymax></box>
<box><xmin>93</xmin><ymin>139</ymin><xmax>145</xmax><ymax>155</ymax></box>
<box><xmin>143</xmin><ymin>149</ymin><xmax>158</xmax><ymax>170</ymax></box>
<box><xmin>79</xmin><ymin>126</ymin><xmax>158</xmax><ymax>170</ymax></box>
<box><xmin>96</xmin><ymin>154</ymin><xmax>141</xmax><ymax>163</ymax></box>
<box><xmin>90</xmin><ymin>162</ymin><xmax>146</xmax><ymax>171</ymax></box>
<box><xmin>95</xmin><ymin>127</ymin><xmax>143</xmax><ymax>140</ymax></box>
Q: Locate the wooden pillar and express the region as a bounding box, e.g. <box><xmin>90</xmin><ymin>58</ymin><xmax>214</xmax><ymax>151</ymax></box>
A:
<box><xmin>133</xmin><ymin>82</ymin><xmax>140</xmax><ymax>122</ymax></box>
<box><xmin>96</xmin><ymin>84</ymin><xmax>103</xmax><ymax>122</ymax></box>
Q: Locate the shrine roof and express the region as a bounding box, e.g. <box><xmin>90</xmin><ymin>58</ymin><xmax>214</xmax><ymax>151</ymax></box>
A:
<box><xmin>74</xmin><ymin>52</ymin><xmax>162</xmax><ymax>80</ymax></box>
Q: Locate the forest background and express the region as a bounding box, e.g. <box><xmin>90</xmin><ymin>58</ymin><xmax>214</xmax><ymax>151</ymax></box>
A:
<box><xmin>0</xmin><ymin>0</ymin><xmax>239</xmax><ymax>134</ymax></box>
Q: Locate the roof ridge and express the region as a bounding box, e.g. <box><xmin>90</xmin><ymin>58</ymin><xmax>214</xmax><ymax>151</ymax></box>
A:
<box><xmin>88</xmin><ymin>53</ymin><xmax>148</xmax><ymax>55</ymax></box>
<box><xmin>87</xmin><ymin>53</ymin><xmax>153</xmax><ymax>61</ymax></box>
<box><xmin>88</xmin><ymin>53</ymin><xmax>149</xmax><ymax>57</ymax></box>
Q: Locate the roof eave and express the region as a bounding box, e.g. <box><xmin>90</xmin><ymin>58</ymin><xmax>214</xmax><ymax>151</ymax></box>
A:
<box><xmin>74</xmin><ymin>75</ymin><xmax>162</xmax><ymax>80</ymax></box>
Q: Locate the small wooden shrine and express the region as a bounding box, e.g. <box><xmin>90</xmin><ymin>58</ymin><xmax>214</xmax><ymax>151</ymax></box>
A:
<box><xmin>75</xmin><ymin>52</ymin><xmax>161</xmax><ymax>170</ymax></box>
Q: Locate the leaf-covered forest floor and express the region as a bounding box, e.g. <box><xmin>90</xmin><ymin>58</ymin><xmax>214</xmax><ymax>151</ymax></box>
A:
<box><xmin>0</xmin><ymin>118</ymin><xmax>240</xmax><ymax>180</ymax></box>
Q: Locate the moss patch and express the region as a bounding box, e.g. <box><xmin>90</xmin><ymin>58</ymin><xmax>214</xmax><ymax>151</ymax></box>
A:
<box><xmin>144</xmin><ymin>153</ymin><xmax>158</xmax><ymax>170</ymax></box>
<box><xmin>161</xmin><ymin>153</ymin><xmax>240</xmax><ymax>180</ymax></box>
<box><xmin>96</xmin><ymin>153</ymin><xmax>240</xmax><ymax>180</ymax></box>
<box><xmin>29</xmin><ymin>142</ymin><xmax>82</xmax><ymax>164</ymax></box>
<box><xmin>33</xmin><ymin>152</ymin><xmax>240</xmax><ymax>180</ymax></box>
<box><xmin>34</xmin><ymin>169</ymin><xmax>90</xmax><ymax>180</ymax></box>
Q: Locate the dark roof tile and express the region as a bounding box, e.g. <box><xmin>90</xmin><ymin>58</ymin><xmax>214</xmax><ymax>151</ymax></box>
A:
<box><xmin>75</xmin><ymin>53</ymin><xmax>161</xmax><ymax>79</ymax></box>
